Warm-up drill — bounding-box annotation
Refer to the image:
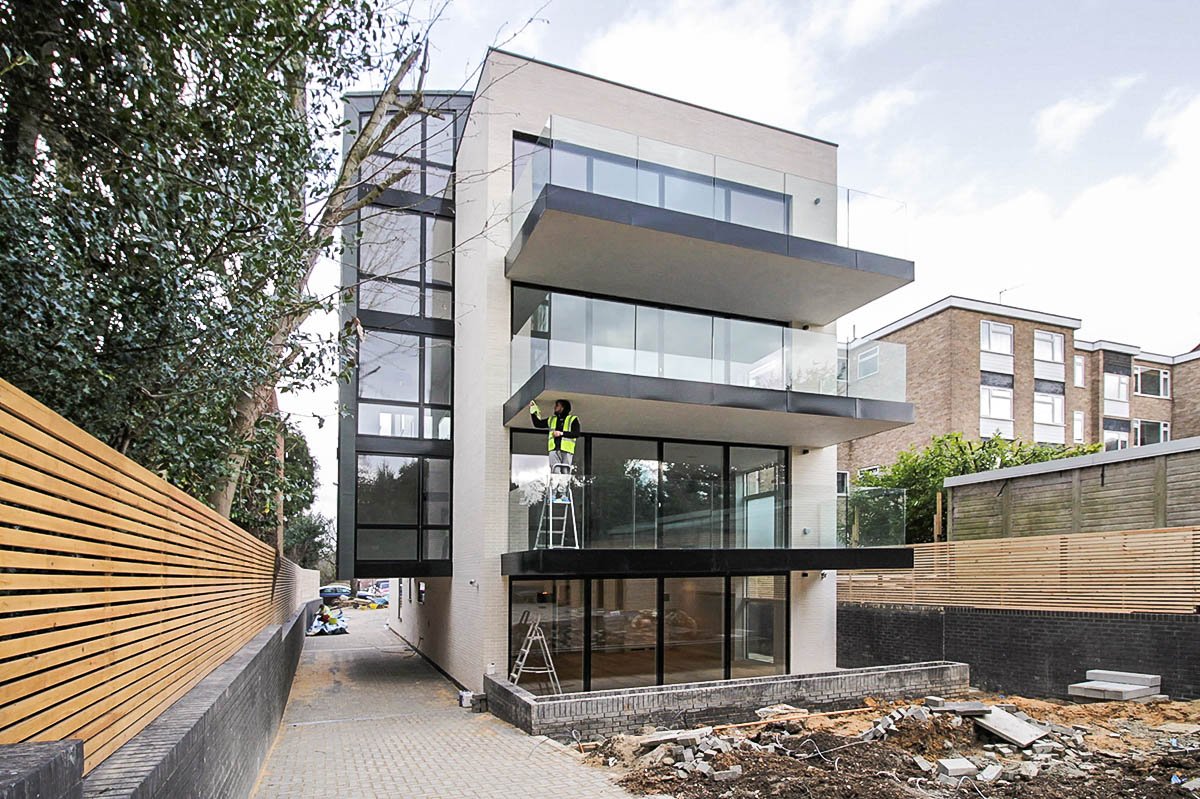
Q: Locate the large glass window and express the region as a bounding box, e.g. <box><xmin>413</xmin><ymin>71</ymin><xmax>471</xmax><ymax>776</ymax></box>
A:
<box><xmin>589</xmin><ymin>578</ymin><xmax>659</xmax><ymax>691</ymax></box>
<box><xmin>356</xmin><ymin>454</ymin><xmax>450</xmax><ymax>561</ymax></box>
<box><xmin>511</xmin><ymin>575</ymin><xmax>788</xmax><ymax>694</ymax></box>
<box><xmin>663</xmin><ymin>577</ymin><xmax>725</xmax><ymax>684</ymax></box>
<box><xmin>979</xmin><ymin>386</ymin><xmax>1013</xmax><ymax>420</ymax></box>
<box><xmin>359</xmin><ymin>109</ymin><xmax>457</xmax><ymax>197</ymax></box>
<box><xmin>1104</xmin><ymin>373</ymin><xmax>1130</xmax><ymax>401</ymax></box>
<box><xmin>1134</xmin><ymin>367</ymin><xmax>1170</xmax><ymax>398</ymax></box>
<box><xmin>731</xmin><ymin>575</ymin><xmax>786</xmax><ymax>678</ymax></box>
<box><xmin>730</xmin><ymin>448</ymin><xmax>787</xmax><ymax>548</ymax></box>
<box><xmin>715</xmin><ymin>319</ymin><xmax>785</xmax><ymax>389</ymax></box>
<box><xmin>357</xmin><ymin>331</ymin><xmax>451</xmax><ymax>440</ymax></box>
<box><xmin>589</xmin><ymin>438</ymin><xmax>658</xmax><ymax>549</ymax></box>
<box><xmin>1133</xmin><ymin>419</ymin><xmax>1170</xmax><ymax>446</ymax></box>
<box><xmin>660</xmin><ymin>443</ymin><xmax>724</xmax><ymax>548</ymax></box>
<box><xmin>356</xmin><ymin>207</ymin><xmax>453</xmax><ymax>321</ymax></box>
<box><xmin>510</xmin><ymin>580</ymin><xmax>585</xmax><ymax>693</ymax></box>
<box><xmin>1033</xmin><ymin>393</ymin><xmax>1064</xmax><ymax>425</ymax></box>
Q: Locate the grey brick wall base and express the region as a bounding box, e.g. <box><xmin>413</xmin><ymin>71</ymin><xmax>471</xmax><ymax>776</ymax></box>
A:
<box><xmin>839</xmin><ymin>601</ymin><xmax>1200</xmax><ymax>700</ymax></box>
<box><xmin>0</xmin><ymin>741</ymin><xmax>83</xmax><ymax>799</ymax></box>
<box><xmin>485</xmin><ymin>661</ymin><xmax>969</xmax><ymax>741</ymax></box>
<box><xmin>80</xmin><ymin>600</ymin><xmax>320</xmax><ymax>799</ymax></box>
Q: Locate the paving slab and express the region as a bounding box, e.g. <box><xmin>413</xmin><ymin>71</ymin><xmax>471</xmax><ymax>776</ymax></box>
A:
<box><xmin>1068</xmin><ymin>680</ymin><xmax>1158</xmax><ymax>700</ymax></box>
<box><xmin>1085</xmin><ymin>670</ymin><xmax>1160</xmax><ymax>687</ymax></box>
<box><xmin>251</xmin><ymin>610</ymin><xmax>628</xmax><ymax>799</ymax></box>
<box><xmin>974</xmin><ymin>707</ymin><xmax>1048</xmax><ymax>748</ymax></box>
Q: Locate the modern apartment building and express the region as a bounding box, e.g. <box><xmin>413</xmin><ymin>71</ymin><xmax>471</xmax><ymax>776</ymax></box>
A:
<box><xmin>338</xmin><ymin>49</ymin><xmax>917</xmax><ymax>696</ymax></box>
<box><xmin>839</xmin><ymin>296</ymin><xmax>1200</xmax><ymax>481</ymax></box>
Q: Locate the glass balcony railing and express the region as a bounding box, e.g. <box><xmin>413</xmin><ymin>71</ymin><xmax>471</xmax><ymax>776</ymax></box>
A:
<box><xmin>507</xmin><ymin>473</ymin><xmax>906</xmax><ymax>552</ymax></box>
<box><xmin>511</xmin><ymin>115</ymin><xmax>909</xmax><ymax>259</ymax></box>
<box><xmin>510</xmin><ymin>287</ymin><xmax>906</xmax><ymax>402</ymax></box>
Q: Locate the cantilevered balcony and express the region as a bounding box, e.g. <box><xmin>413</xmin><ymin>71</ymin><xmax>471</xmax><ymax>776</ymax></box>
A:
<box><xmin>501</xmin><ymin>472</ymin><xmax>912</xmax><ymax>577</ymax></box>
<box><xmin>507</xmin><ymin>116</ymin><xmax>913</xmax><ymax>324</ymax></box>
<box><xmin>504</xmin><ymin>288</ymin><xmax>912</xmax><ymax>447</ymax></box>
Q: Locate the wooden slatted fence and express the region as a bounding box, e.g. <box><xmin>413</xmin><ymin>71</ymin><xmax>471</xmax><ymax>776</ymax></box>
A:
<box><xmin>838</xmin><ymin>526</ymin><xmax>1200</xmax><ymax>614</ymax></box>
<box><xmin>0</xmin><ymin>378</ymin><xmax>319</xmax><ymax>773</ymax></box>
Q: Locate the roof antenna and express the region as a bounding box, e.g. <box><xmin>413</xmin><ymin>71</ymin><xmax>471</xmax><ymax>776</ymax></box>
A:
<box><xmin>998</xmin><ymin>284</ymin><xmax>1025</xmax><ymax>304</ymax></box>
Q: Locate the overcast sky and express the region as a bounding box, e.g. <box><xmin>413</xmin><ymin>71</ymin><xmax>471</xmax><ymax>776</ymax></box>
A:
<box><xmin>286</xmin><ymin>0</ymin><xmax>1200</xmax><ymax>520</ymax></box>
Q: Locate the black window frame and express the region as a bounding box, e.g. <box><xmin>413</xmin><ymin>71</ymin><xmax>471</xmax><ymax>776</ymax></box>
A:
<box><xmin>356</xmin><ymin>331</ymin><xmax>453</xmax><ymax>442</ymax></box>
<box><xmin>354</xmin><ymin>452</ymin><xmax>453</xmax><ymax>564</ymax></box>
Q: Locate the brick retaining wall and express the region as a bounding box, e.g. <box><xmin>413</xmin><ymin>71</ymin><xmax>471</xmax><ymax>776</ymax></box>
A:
<box><xmin>485</xmin><ymin>660</ymin><xmax>969</xmax><ymax>740</ymax></box>
<box><xmin>0</xmin><ymin>741</ymin><xmax>83</xmax><ymax>799</ymax></box>
<box><xmin>78</xmin><ymin>600</ymin><xmax>319</xmax><ymax>799</ymax></box>
<box><xmin>838</xmin><ymin>602</ymin><xmax>1200</xmax><ymax>700</ymax></box>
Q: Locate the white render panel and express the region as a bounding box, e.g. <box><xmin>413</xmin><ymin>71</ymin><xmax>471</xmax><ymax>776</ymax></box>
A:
<box><xmin>1033</xmin><ymin>360</ymin><xmax>1066</xmax><ymax>382</ymax></box>
<box><xmin>980</xmin><ymin>351</ymin><xmax>1014</xmax><ymax>374</ymax></box>
<box><xmin>1104</xmin><ymin>399</ymin><xmax>1130</xmax><ymax>417</ymax></box>
<box><xmin>789</xmin><ymin>571</ymin><xmax>837</xmax><ymax>673</ymax></box>
<box><xmin>1033</xmin><ymin>423</ymin><xmax>1066</xmax><ymax>445</ymax></box>
<box><xmin>981</xmin><ymin>418</ymin><xmax>1015</xmax><ymax>439</ymax></box>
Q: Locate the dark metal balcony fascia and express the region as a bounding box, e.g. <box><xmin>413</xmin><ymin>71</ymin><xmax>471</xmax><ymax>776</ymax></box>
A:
<box><xmin>505</xmin><ymin>185</ymin><xmax>913</xmax><ymax>325</ymax></box>
<box><xmin>500</xmin><ymin>547</ymin><xmax>913</xmax><ymax>577</ymax></box>
<box><xmin>354</xmin><ymin>559</ymin><xmax>453</xmax><ymax>579</ymax></box>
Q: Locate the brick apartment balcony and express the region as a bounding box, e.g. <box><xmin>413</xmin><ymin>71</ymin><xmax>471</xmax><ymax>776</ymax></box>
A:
<box><xmin>506</xmin><ymin>116</ymin><xmax>914</xmax><ymax>325</ymax></box>
<box><xmin>501</xmin><ymin>473</ymin><xmax>912</xmax><ymax>577</ymax></box>
<box><xmin>505</xmin><ymin>288</ymin><xmax>912</xmax><ymax>447</ymax></box>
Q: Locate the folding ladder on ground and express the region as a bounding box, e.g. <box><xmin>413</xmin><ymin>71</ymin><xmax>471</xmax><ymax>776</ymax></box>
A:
<box><xmin>534</xmin><ymin>474</ymin><xmax>579</xmax><ymax>549</ymax></box>
<box><xmin>509</xmin><ymin>610</ymin><xmax>561</xmax><ymax>694</ymax></box>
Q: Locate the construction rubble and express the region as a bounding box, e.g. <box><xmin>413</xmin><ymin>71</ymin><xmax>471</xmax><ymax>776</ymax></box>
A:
<box><xmin>586</xmin><ymin>694</ymin><xmax>1200</xmax><ymax>798</ymax></box>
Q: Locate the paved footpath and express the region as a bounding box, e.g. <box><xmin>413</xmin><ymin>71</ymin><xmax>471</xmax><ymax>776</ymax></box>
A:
<box><xmin>251</xmin><ymin>609</ymin><xmax>632</xmax><ymax>799</ymax></box>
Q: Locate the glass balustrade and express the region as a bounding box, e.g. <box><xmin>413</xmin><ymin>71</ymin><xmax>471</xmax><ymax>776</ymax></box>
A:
<box><xmin>510</xmin><ymin>288</ymin><xmax>906</xmax><ymax>402</ymax></box>
<box><xmin>507</xmin><ymin>474</ymin><xmax>906</xmax><ymax>552</ymax></box>
<box><xmin>511</xmin><ymin>115</ymin><xmax>909</xmax><ymax>259</ymax></box>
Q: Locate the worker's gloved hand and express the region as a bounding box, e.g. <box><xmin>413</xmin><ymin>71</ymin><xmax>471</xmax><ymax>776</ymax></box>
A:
<box><xmin>529</xmin><ymin>400</ymin><xmax>539</xmax><ymax>414</ymax></box>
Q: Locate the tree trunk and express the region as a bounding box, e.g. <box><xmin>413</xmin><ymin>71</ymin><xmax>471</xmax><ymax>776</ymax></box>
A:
<box><xmin>208</xmin><ymin>381</ymin><xmax>275</xmax><ymax>516</ymax></box>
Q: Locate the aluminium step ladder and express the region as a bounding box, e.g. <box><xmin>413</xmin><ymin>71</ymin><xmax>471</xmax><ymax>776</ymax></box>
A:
<box><xmin>534</xmin><ymin>474</ymin><xmax>579</xmax><ymax>549</ymax></box>
<box><xmin>509</xmin><ymin>611</ymin><xmax>561</xmax><ymax>694</ymax></box>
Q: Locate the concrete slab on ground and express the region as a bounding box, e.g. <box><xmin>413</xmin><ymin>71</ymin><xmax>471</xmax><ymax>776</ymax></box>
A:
<box><xmin>1068</xmin><ymin>680</ymin><xmax>1158</xmax><ymax>701</ymax></box>
<box><xmin>1085</xmin><ymin>670</ymin><xmax>1161</xmax><ymax>687</ymax></box>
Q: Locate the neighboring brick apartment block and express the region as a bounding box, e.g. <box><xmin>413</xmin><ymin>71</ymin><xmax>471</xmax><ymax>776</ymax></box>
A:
<box><xmin>839</xmin><ymin>296</ymin><xmax>1200</xmax><ymax>482</ymax></box>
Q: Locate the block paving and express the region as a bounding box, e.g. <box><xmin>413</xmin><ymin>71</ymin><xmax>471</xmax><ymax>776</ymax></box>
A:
<box><xmin>251</xmin><ymin>610</ymin><xmax>630</xmax><ymax>799</ymax></box>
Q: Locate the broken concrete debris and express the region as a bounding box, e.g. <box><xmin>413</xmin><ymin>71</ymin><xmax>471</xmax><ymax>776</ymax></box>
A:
<box><xmin>599</xmin><ymin>693</ymin><xmax>1200</xmax><ymax>797</ymax></box>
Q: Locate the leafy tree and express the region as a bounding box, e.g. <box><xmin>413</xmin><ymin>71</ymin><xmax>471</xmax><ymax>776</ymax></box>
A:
<box><xmin>231</xmin><ymin>417</ymin><xmax>318</xmax><ymax>547</ymax></box>
<box><xmin>285</xmin><ymin>512</ymin><xmax>334</xmax><ymax>572</ymax></box>
<box><xmin>855</xmin><ymin>433</ymin><xmax>1101</xmax><ymax>544</ymax></box>
<box><xmin>0</xmin><ymin>0</ymin><xmax>427</xmax><ymax>515</ymax></box>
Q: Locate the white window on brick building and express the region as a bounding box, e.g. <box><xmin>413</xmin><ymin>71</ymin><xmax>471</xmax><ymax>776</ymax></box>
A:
<box><xmin>1132</xmin><ymin>419</ymin><xmax>1170</xmax><ymax>446</ymax></box>
<box><xmin>980</xmin><ymin>320</ymin><xmax>1013</xmax><ymax>354</ymax></box>
<box><xmin>1103</xmin><ymin>373</ymin><xmax>1130</xmax><ymax>417</ymax></box>
<box><xmin>1104</xmin><ymin>429</ymin><xmax>1129</xmax><ymax>451</ymax></box>
<box><xmin>1134</xmin><ymin>367</ymin><xmax>1170</xmax><ymax>398</ymax></box>
<box><xmin>979</xmin><ymin>386</ymin><xmax>1014</xmax><ymax>439</ymax></box>
<box><xmin>1034</xmin><ymin>330</ymin><xmax>1064</xmax><ymax>363</ymax></box>
<box><xmin>1073</xmin><ymin>355</ymin><xmax>1086</xmax><ymax>387</ymax></box>
<box><xmin>1072</xmin><ymin>411</ymin><xmax>1085</xmax><ymax>443</ymax></box>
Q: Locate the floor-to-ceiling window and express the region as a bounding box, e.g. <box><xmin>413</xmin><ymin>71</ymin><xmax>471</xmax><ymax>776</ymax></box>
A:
<box><xmin>589</xmin><ymin>578</ymin><xmax>658</xmax><ymax>691</ymax></box>
<box><xmin>510</xmin><ymin>432</ymin><xmax>787</xmax><ymax>551</ymax></box>
<box><xmin>509</xmin><ymin>575</ymin><xmax>788</xmax><ymax>694</ymax></box>
<box><xmin>662</xmin><ymin>577</ymin><xmax>725</xmax><ymax>684</ymax></box>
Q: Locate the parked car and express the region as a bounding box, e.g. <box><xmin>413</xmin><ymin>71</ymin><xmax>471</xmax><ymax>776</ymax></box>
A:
<box><xmin>319</xmin><ymin>584</ymin><xmax>352</xmax><ymax>603</ymax></box>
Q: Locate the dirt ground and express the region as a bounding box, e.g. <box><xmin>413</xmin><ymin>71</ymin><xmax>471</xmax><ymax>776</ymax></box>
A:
<box><xmin>593</xmin><ymin>695</ymin><xmax>1200</xmax><ymax>799</ymax></box>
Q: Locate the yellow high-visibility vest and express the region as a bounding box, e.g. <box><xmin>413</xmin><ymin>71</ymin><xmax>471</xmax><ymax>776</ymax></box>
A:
<box><xmin>547</xmin><ymin>415</ymin><xmax>578</xmax><ymax>454</ymax></box>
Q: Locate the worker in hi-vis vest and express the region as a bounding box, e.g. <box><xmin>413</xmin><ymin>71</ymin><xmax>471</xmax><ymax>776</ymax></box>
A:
<box><xmin>529</xmin><ymin>398</ymin><xmax>580</xmax><ymax>474</ymax></box>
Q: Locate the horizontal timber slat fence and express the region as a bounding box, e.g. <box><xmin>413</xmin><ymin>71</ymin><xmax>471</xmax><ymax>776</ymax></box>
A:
<box><xmin>838</xmin><ymin>526</ymin><xmax>1200</xmax><ymax>614</ymax></box>
<box><xmin>0</xmin><ymin>378</ymin><xmax>319</xmax><ymax>773</ymax></box>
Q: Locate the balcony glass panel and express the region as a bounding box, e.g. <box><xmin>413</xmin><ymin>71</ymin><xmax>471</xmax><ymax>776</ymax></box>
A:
<box><xmin>511</xmin><ymin>115</ymin><xmax>908</xmax><ymax>258</ymax></box>
<box><xmin>509</xmin><ymin>288</ymin><xmax>906</xmax><ymax>402</ymax></box>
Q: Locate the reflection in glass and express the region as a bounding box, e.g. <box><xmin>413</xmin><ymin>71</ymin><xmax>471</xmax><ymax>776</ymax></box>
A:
<box><xmin>423</xmin><ymin>408</ymin><xmax>451</xmax><ymax>440</ymax></box>
<box><xmin>590</xmin><ymin>298</ymin><xmax>636</xmax><ymax>373</ymax></box>
<box><xmin>661</xmin><ymin>309</ymin><xmax>713</xmax><ymax>381</ymax></box>
<box><xmin>424</xmin><ymin>338</ymin><xmax>452</xmax><ymax>404</ymax></box>
<box><xmin>423</xmin><ymin>529</ymin><xmax>451</xmax><ymax>560</ymax></box>
<box><xmin>356</xmin><ymin>454</ymin><xmax>418</xmax><ymax>525</ymax></box>
<box><xmin>358</xmin><ymin>209</ymin><xmax>421</xmax><ymax>283</ymax></box>
<box><xmin>663</xmin><ymin>577</ymin><xmax>725</xmax><ymax>684</ymax></box>
<box><xmin>715</xmin><ymin>318</ymin><xmax>785</xmax><ymax>388</ymax></box>
<box><xmin>356</xmin><ymin>527</ymin><xmax>419</xmax><ymax>560</ymax></box>
<box><xmin>358</xmin><ymin>403</ymin><xmax>419</xmax><ymax>438</ymax></box>
<box><xmin>663</xmin><ymin>170</ymin><xmax>715</xmax><ymax>217</ymax></box>
<box><xmin>592</xmin><ymin>153</ymin><xmax>638</xmax><ymax>202</ymax></box>
<box><xmin>589</xmin><ymin>439</ymin><xmax>658</xmax><ymax>548</ymax></box>
<box><xmin>549</xmin><ymin>292</ymin><xmax>587</xmax><ymax>369</ymax></box>
<box><xmin>731</xmin><ymin>576</ymin><xmax>786</xmax><ymax>678</ymax></box>
<box><xmin>358</xmin><ymin>331</ymin><xmax>420</xmax><ymax>402</ymax></box>
<box><xmin>426</xmin><ymin>217</ymin><xmax>454</xmax><ymax>285</ymax></box>
<box><xmin>660</xmin><ymin>443</ymin><xmax>724</xmax><ymax>548</ymax></box>
<box><xmin>730</xmin><ymin>448</ymin><xmax>786</xmax><ymax>548</ymax></box>
<box><xmin>510</xmin><ymin>580</ymin><xmax>585</xmax><ymax>694</ymax></box>
<box><xmin>358</xmin><ymin>278</ymin><xmax>420</xmax><ymax>316</ymax></box>
<box><xmin>424</xmin><ymin>458</ymin><xmax>451</xmax><ymax>525</ymax></box>
<box><xmin>425</xmin><ymin>287</ymin><xmax>452</xmax><ymax>320</ymax></box>
<box><xmin>590</xmin><ymin>578</ymin><xmax>658</xmax><ymax>691</ymax></box>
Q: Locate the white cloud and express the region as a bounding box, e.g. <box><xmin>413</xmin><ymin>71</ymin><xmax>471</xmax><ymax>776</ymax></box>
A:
<box><xmin>819</xmin><ymin>85</ymin><xmax>922</xmax><ymax>138</ymax></box>
<box><xmin>578</xmin><ymin>0</ymin><xmax>942</xmax><ymax>131</ymax></box>
<box><xmin>846</xmin><ymin>90</ymin><xmax>1200</xmax><ymax>356</ymax></box>
<box><xmin>1033</xmin><ymin>75</ymin><xmax>1142</xmax><ymax>153</ymax></box>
